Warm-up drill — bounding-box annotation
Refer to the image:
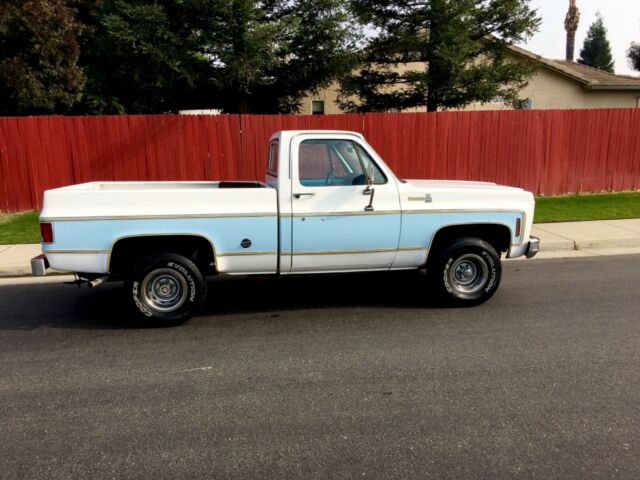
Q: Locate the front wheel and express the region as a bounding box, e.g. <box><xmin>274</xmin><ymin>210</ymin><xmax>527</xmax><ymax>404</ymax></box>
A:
<box><xmin>126</xmin><ymin>253</ymin><xmax>207</xmax><ymax>325</ymax></box>
<box><xmin>428</xmin><ymin>237</ymin><xmax>501</xmax><ymax>306</ymax></box>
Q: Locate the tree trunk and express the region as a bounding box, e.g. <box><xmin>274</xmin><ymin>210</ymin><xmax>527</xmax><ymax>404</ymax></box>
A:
<box><xmin>238</xmin><ymin>96</ymin><xmax>250</xmax><ymax>114</ymax></box>
<box><xmin>426</xmin><ymin>96</ymin><xmax>438</xmax><ymax>112</ymax></box>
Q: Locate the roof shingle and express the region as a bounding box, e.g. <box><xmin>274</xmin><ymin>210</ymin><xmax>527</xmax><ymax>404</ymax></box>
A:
<box><xmin>507</xmin><ymin>44</ymin><xmax>640</xmax><ymax>90</ymax></box>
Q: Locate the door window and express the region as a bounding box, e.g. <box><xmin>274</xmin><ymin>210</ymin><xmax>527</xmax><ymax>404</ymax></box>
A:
<box><xmin>298</xmin><ymin>139</ymin><xmax>386</xmax><ymax>187</ymax></box>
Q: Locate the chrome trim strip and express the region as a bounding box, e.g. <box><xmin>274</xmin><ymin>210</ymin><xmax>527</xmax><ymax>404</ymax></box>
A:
<box><xmin>292</xmin><ymin>210</ymin><xmax>402</xmax><ymax>217</ymax></box>
<box><xmin>397</xmin><ymin>246</ymin><xmax>428</xmax><ymax>252</ymax></box>
<box><xmin>217</xmin><ymin>250</ymin><xmax>277</xmax><ymax>257</ymax></box>
<box><xmin>43</xmin><ymin>249</ymin><xmax>109</xmax><ymax>254</ymax></box>
<box><xmin>280</xmin><ymin>246</ymin><xmax>426</xmax><ymax>256</ymax></box>
<box><xmin>402</xmin><ymin>208</ymin><xmax>524</xmax><ymax>215</ymax></box>
<box><xmin>40</xmin><ymin>212</ymin><xmax>277</xmax><ymax>222</ymax></box>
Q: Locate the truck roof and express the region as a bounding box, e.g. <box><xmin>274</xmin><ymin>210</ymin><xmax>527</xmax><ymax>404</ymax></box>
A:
<box><xmin>270</xmin><ymin>130</ymin><xmax>365</xmax><ymax>142</ymax></box>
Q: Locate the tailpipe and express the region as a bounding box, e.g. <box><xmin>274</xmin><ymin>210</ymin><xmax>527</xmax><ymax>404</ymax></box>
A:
<box><xmin>88</xmin><ymin>276</ymin><xmax>109</xmax><ymax>288</ymax></box>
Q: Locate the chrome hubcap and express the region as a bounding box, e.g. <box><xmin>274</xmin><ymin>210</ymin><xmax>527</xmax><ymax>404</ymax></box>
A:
<box><xmin>448</xmin><ymin>254</ymin><xmax>489</xmax><ymax>295</ymax></box>
<box><xmin>141</xmin><ymin>268</ymin><xmax>188</xmax><ymax>313</ymax></box>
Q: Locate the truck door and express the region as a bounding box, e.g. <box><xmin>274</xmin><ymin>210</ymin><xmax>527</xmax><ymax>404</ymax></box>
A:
<box><xmin>289</xmin><ymin>134</ymin><xmax>401</xmax><ymax>272</ymax></box>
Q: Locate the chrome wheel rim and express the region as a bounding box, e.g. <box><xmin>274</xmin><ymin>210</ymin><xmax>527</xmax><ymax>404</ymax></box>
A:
<box><xmin>448</xmin><ymin>254</ymin><xmax>489</xmax><ymax>295</ymax></box>
<box><xmin>141</xmin><ymin>268</ymin><xmax>188</xmax><ymax>313</ymax></box>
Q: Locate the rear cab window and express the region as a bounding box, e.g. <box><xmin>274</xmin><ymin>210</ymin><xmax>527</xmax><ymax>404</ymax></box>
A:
<box><xmin>267</xmin><ymin>141</ymin><xmax>279</xmax><ymax>178</ymax></box>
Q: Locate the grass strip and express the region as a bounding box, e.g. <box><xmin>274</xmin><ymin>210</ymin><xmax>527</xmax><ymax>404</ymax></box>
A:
<box><xmin>0</xmin><ymin>211</ymin><xmax>41</xmax><ymax>244</ymax></box>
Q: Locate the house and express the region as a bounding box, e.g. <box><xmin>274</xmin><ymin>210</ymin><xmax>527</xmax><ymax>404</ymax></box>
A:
<box><xmin>301</xmin><ymin>45</ymin><xmax>640</xmax><ymax>115</ymax></box>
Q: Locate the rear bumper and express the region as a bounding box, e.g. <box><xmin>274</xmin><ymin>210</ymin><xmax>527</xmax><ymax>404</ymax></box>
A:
<box><xmin>31</xmin><ymin>254</ymin><xmax>49</xmax><ymax>276</ymax></box>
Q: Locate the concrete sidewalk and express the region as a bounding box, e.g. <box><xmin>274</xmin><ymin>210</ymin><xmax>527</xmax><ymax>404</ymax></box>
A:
<box><xmin>2</xmin><ymin>219</ymin><xmax>640</xmax><ymax>277</ymax></box>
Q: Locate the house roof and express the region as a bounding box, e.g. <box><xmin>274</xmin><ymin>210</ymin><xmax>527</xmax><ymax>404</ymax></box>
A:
<box><xmin>507</xmin><ymin>44</ymin><xmax>640</xmax><ymax>91</ymax></box>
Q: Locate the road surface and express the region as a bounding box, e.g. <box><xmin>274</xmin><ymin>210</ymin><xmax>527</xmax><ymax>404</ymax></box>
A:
<box><xmin>1</xmin><ymin>255</ymin><xmax>639</xmax><ymax>479</ymax></box>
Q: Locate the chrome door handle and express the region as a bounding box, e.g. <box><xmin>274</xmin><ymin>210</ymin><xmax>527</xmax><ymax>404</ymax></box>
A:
<box><xmin>293</xmin><ymin>193</ymin><xmax>315</xmax><ymax>198</ymax></box>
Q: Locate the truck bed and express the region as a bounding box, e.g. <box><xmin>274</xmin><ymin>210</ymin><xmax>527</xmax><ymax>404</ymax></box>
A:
<box><xmin>58</xmin><ymin>180</ymin><xmax>268</xmax><ymax>191</ymax></box>
<box><xmin>40</xmin><ymin>181</ymin><xmax>277</xmax><ymax>220</ymax></box>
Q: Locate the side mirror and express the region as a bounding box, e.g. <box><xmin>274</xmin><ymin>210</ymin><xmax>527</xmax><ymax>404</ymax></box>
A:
<box><xmin>364</xmin><ymin>187</ymin><xmax>375</xmax><ymax>211</ymax></box>
<box><xmin>363</xmin><ymin>164</ymin><xmax>376</xmax><ymax>210</ymax></box>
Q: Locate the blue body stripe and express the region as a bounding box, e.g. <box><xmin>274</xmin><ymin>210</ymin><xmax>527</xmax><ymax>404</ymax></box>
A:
<box><xmin>46</xmin><ymin>217</ymin><xmax>278</xmax><ymax>254</ymax></box>
<box><xmin>45</xmin><ymin>211</ymin><xmax>522</xmax><ymax>258</ymax></box>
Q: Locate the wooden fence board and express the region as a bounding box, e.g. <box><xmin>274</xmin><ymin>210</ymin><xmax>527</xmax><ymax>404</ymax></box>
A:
<box><xmin>0</xmin><ymin>109</ymin><xmax>638</xmax><ymax>211</ymax></box>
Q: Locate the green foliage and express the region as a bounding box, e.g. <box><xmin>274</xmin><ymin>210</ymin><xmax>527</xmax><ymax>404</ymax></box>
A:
<box><xmin>628</xmin><ymin>42</ymin><xmax>640</xmax><ymax>72</ymax></box>
<box><xmin>200</xmin><ymin>0</ymin><xmax>360</xmax><ymax>113</ymax></box>
<box><xmin>337</xmin><ymin>0</ymin><xmax>540</xmax><ymax>112</ymax></box>
<box><xmin>0</xmin><ymin>0</ymin><xmax>358</xmax><ymax>115</ymax></box>
<box><xmin>78</xmin><ymin>0</ymin><xmax>359</xmax><ymax>114</ymax></box>
<box><xmin>578</xmin><ymin>13</ymin><xmax>614</xmax><ymax>73</ymax></box>
<box><xmin>0</xmin><ymin>0</ymin><xmax>87</xmax><ymax>115</ymax></box>
<box><xmin>77</xmin><ymin>0</ymin><xmax>211</xmax><ymax>114</ymax></box>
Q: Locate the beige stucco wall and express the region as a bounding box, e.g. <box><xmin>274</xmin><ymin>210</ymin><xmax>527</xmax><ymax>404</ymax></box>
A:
<box><xmin>300</xmin><ymin>62</ymin><xmax>429</xmax><ymax>115</ymax></box>
<box><xmin>465</xmin><ymin>66</ymin><xmax>640</xmax><ymax>111</ymax></box>
<box><xmin>300</xmin><ymin>63</ymin><xmax>640</xmax><ymax>114</ymax></box>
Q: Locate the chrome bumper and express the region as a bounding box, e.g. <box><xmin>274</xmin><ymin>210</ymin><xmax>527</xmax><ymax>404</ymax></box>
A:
<box><xmin>526</xmin><ymin>237</ymin><xmax>540</xmax><ymax>258</ymax></box>
<box><xmin>31</xmin><ymin>254</ymin><xmax>49</xmax><ymax>276</ymax></box>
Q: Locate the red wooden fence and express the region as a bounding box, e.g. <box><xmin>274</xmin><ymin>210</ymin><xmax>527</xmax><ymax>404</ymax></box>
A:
<box><xmin>1</xmin><ymin>109</ymin><xmax>639</xmax><ymax>211</ymax></box>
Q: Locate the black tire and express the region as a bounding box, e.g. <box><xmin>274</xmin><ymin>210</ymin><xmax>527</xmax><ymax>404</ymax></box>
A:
<box><xmin>428</xmin><ymin>237</ymin><xmax>501</xmax><ymax>306</ymax></box>
<box><xmin>125</xmin><ymin>253</ymin><xmax>207</xmax><ymax>325</ymax></box>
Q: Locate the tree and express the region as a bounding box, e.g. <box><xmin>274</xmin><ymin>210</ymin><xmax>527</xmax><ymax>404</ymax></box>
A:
<box><xmin>204</xmin><ymin>0</ymin><xmax>360</xmax><ymax>113</ymax></box>
<box><xmin>337</xmin><ymin>0</ymin><xmax>540</xmax><ymax>113</ymax></box>
<box><xmin>0</xmin><ymin>0</ymin><xmax>87</xmax><ymax>115</ymax></box>
<box><xmin>79</xmin><ymin>0</ymin><xmax>359</xmax><ymax>114</ymax></box>
<box><xmin>629</xmin><ymin>43</ymin><xmax>640</xmax><ymax>72</ymax></box>
<box><xmin>77</xmin><ymin>0</ymin><xmax>213</xmax><ymax>114</ymax></box>
<box><xmin>578</xmin><ymin>13</ymin><xmax>614</xmax><ymax>73</ymax></box>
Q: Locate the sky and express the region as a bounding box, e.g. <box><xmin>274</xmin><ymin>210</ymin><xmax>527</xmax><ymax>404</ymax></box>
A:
<box><xmin>518</xmin><ymin>0</ymin><xmax>640</xmax><ymax>76</ymax></box>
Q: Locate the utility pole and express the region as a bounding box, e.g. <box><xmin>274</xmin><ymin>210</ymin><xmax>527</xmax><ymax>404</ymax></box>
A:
<box><xmin>564</xmin><ymin>0</ymin><xmax>580</xmax><ymax>61</ymax></box>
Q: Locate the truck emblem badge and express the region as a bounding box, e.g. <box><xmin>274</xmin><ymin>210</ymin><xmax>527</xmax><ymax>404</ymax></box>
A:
<box><xmin>240</xmin><ymin>239</ymin><xmax>252</xmax><ymax>248</ymax></box>
<box><xmin>408</xmin><ymin>195</ymin><xmax>432</xmax><ymax>203</ymax></box>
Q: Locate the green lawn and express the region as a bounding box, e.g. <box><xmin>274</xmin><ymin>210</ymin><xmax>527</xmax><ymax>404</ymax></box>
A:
<box><xmin>0</xmin><ymin>192</ymin><xmax>639</xmax><ymax>244</ymax></box>
<box><xmin>0</xmin><ymin>211</ymin><xmax>41</xmax><ymax>245</ymax></box>
<box><xmin>534</xmin><ymin>192</ymin><xmax>640</xmax><ymax>223</ymax></box>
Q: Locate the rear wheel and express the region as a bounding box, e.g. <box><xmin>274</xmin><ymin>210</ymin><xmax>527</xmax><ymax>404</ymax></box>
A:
<box><xmin>428</xmin><ymin>237</ymin><xmax>501</xmax><ymax>306</ymax></box>
<box><xmin>126</xmin><ymin>253</ymin><xmax>207</xmax><ymax>325</ymax></box>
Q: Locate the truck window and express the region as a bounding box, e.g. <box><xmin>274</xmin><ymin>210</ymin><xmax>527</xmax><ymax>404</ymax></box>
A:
<box><xmin>267</xmin><ymin>141</ymin><xmax>279</xmax><ymax>177</ymax></box>
<box><xmin>299</xmin><ymin>139</ymin><xmax>386</xmax><ymax>187</ymax></box>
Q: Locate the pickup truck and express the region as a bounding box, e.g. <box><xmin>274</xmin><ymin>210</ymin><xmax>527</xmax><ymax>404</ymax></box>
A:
<box><xmin>32</xmin><ymin>130</ymin><xmax>539</xmax><ymax>324</ymax></box>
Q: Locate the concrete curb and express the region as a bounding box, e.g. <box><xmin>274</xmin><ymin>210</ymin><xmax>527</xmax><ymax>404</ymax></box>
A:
<box><xmin>0</xmin><ymin>267</ymin><xmax>66</xmax><ymax>278</ymax></box>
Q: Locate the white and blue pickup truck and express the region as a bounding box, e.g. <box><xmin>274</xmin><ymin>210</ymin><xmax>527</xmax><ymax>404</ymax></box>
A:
<box><xmin>32</xmin><ymin>130</ymin><xmax>539</xmax><ymax>324</ymax></box>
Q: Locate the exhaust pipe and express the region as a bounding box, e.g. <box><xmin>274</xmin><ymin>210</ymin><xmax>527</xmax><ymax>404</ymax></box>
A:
<box><xmin>88</xmin><ymin>276</ymin><xmax>109</xmax><ymax>288</ymax></box>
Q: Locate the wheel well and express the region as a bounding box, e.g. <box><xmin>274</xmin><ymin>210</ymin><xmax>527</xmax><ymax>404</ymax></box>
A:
<box><xmin>109</xmin><ymin>235</ymin><xmax>216</xmax><ymax>278</ymax></box>
<box><xmin>428</xmin><ymin>224</ymin><xmax>512</xmax><ymax>261</ymax></box>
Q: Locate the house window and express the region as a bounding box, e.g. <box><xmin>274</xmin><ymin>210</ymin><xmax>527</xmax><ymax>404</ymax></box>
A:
<box><xmin>311</xmin><ymin>100</ymin><xmax>325</xmax><ymax>115</ymax></box>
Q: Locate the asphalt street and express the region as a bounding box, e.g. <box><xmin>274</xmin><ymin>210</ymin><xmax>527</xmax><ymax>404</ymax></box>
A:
<box><xmin>1</xmin><ymin>255</ymin><xmax>640</xmax><ymax>479</ymax></box>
